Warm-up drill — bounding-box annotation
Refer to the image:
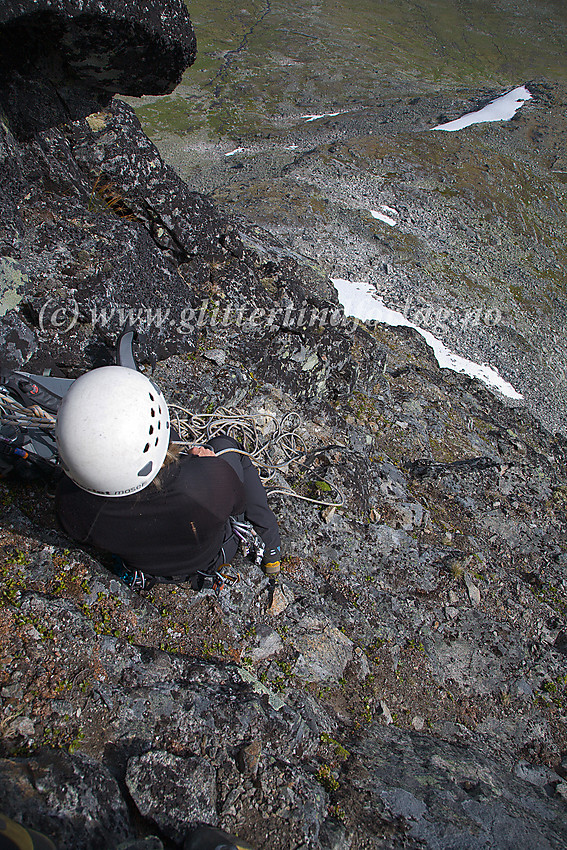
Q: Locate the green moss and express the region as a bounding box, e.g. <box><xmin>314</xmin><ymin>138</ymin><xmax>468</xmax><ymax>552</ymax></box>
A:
<box><xmin>320</xmin><ymin>733</ymin><xmax>350</xmax><ymax>761</ymax></box>
<box><xmin>530</xmin><ymin>582</ymin><xmax>567</xmax><ymax>616</ymax></box>
<box><xmin>316</xmin><ymin>763</ymin><xmax>339</xmax><ymax>793</ymax></box>
<box><xmin>537</xmin><ymin>675</ymin><xmax>567</xmax><ymax>710</ymax></box>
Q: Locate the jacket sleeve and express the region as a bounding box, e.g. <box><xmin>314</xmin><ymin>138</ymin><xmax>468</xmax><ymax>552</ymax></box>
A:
<box><xmin>240</xmin><ymin>456</ymin><xmax>281</xmax><ymax>556</ymax></box>
<box><xmin>204</xmin><ymin>436</ymin><xmax>281</xmax><ymax>557</ymax></box>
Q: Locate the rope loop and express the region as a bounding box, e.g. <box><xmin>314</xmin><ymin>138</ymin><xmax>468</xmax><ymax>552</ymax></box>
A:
<box><xmin>170</xmin><ymin>402</ymin><xmax>344</xmax><ymax>507</ymax></box>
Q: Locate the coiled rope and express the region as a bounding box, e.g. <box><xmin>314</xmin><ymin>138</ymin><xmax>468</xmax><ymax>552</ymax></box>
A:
<box><xmin>169</xmin><ymin>403</ymin><xmax>345</xmax><ymax>507</ymax></box>
<box><xmin>0</xmin><ymin>389</ymin><xmax>56</xmax><ymax>429</ymax></box>
<box><xmin>0</xmin><ymin>389</ymin><xmax>345</xmax><ymax>508</ymax></box>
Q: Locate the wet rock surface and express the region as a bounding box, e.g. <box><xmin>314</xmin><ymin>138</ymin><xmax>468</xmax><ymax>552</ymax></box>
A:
<box><xmin>0</xmin><ymin>3</ymin><xmax>567</xmax><ymax>849</ymax></box>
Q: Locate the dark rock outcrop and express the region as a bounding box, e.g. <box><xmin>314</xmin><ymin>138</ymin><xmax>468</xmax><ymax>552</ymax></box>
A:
<box><xmin>0</xmin><ymin>749</ymin><xmax>132</xmax><ymax>848</ymax></box>
<box><xmin>0</xmin><ymin>0</ymin><xmax>196</xmax><ymax>136</ymax></box>
<box><xmin>346</xmin><ymin>724</ymin><xmax>567</xmax><ymax>850</ymax></box>
<box><xmin>0</xmin><ymin>96</ymin><xmax>347</xmax><ymax>383</ymax></box>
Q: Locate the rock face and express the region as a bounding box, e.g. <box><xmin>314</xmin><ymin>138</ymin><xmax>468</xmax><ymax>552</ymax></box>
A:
<box><xmin>0</xmin><ymin>749</ymin><xmax>132</xmax><ymax>848</ymax></box>
<box><xmin>0</xmin><ymin>0</ymin><xmax>196</xmax><ymax>136</ymax></box>
<box><xmin>1</xmin><ymin>3</ymin><xmax>567</xmax><ymax>850</ymax></box>
<box><xmin>347</xmin><ymin>725</ymin><xmax>567</xmax><ymax>850</ymax></box>
<box><xmin>126</xmin><ymin>752</ymin><xmax>219</xmax><ymax>840</ymax></box>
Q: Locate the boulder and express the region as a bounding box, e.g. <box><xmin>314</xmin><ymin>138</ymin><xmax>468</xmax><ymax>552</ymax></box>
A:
<box><xmin>125</xmin><ymin>751</ymin><xmax>218</xmax><ymax>842</ymax></box>
<box><xmin>0</xmin><ymin>0</ymin><xmax>196</xmax><ymax>135</ymax></box>
<box><xmin>0</xmin><ymin>749</ymin><xmax>132</xmax><ymax>849</ymax></box>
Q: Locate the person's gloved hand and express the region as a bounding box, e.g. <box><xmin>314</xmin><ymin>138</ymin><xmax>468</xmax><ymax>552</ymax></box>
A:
<box><xmin>262</xmin><ymin>546</ymin><xmax>281</xmax><ymax>577</ymax></box>
<box><xmin>262</xmin><ymin>560</ymin><xmax>280</xmax><ymax>577</ymax></box>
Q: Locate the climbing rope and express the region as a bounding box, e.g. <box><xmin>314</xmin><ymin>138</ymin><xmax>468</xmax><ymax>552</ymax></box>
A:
<box><xmin>0</xmin><ymin>388</ymin><xmax>56</xmax><ymax>430</ymax></box>
<box><xmin>169</xmin><ymin>403</ymin><xmax>345</xmax><ymax>507</ymax></box>
<box><xmin>0</xmin><ymin>388</ymin><xmax>345</xmax><ymax>508</ymax></box>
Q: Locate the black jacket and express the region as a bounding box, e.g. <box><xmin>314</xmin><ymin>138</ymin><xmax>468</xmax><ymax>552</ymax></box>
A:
<box><xmin>56</xmin><ymin>455</ymin><xmax>247</xmax><ymax>579</ymax></box>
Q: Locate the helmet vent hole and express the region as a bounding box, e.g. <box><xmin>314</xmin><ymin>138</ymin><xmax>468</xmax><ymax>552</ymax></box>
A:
<box><xmin>149</xmin><ymin>393</ymin><xmax>154</xmax><ymax>401</ymax></box>
<box><xmin>155</xmin><ymin>437</ymin><xmax>159</xmax><ymax>446</ymax></box>
<box><xmin>151</xmin><ymin>408</ymin><xmax>155</xmax><ymax>417</ymax></box>
<box><xmin>149</xmin><ymin>425</ymin><xmax>154</xmax><ymax>435</ymax></box>
<box><xmin>143</xmin><ymin>443</ymin><xmax>150</xmax><ymax>453</ymax></box>
<box><xmin>138</xmin><ymin>461</ymin><xmax>153</xmax><ymax>477</ymax></box>
<box><xmin>158</xmin><ymin>422</ymin><xmax>161</xmax><ymax>430</ymax></box>
<box><xmin>166</xmin><ymin>421</ymin><xmax>170</xmax><ymax>429</ymax></box>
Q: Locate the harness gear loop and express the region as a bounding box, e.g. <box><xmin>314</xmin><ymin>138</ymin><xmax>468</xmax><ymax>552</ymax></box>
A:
<box><xmin>197</xmin><ymin>565</ymin><xmax>241</xmax><ymax>595</ymax></box>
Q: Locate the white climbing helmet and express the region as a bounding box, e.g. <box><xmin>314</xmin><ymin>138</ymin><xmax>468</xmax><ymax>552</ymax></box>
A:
<box><xmin>55</xmin><ymin>365</ymin><xmax>170</xmax><ymax>497</ymax></box>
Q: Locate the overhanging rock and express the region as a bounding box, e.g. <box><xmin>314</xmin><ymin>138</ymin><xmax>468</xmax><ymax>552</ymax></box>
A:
<box><xmin>0</xmin><ymin>0</ymin><xmax>196</xmax><ymax>135</ymax></box>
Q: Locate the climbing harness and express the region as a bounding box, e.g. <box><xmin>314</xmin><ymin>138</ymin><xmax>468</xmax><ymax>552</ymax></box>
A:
<box><xmin>196</xmin><ymin>519</ymin><xmax>266</xmax><ymax>595</ymax></box>
<box><xmin>197</xmin><ymin>565</ymin><xmax>241</xmax><ymax>594</ymax></box>
<box><xmin>230</xmin><ymin>517</ymin><xmax>265</xmax><ymax>566</ymax></box>
<box><xmin>228</xmin><ymin>517</ymin><xmax>281</xmax><ymax>605</ymax></box>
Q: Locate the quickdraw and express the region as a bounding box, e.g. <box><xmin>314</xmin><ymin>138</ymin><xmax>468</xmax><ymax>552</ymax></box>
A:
<box><xmin>230</xmin><ymin>518</ymin><xmax>265</xmax><ymax>566</ymax></box>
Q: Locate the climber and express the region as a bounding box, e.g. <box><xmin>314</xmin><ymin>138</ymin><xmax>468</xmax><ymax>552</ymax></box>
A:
<box><xmin>54</xmin><ymin>366</ymin><xmax>281</xmax><ymax>590</ymax></box>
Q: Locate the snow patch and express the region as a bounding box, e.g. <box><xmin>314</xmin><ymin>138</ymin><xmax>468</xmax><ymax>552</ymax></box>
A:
<box><xmin>370</xmin><ymin>205</ymin><xmax>399</xmax><ymax>227</ymax></box>
<box><xmin>301</xmin><ymin>111</ymin><xmax>342</xmax><ymax>122</ymax></box>
<box><xmin>332</xmin><ymin>278</ymin><xmax>523</xmax><ymax>400</ymax></box>
<box><xmin>432</xmin><ymin>86</ymin><xmax>532</xmax><ymax>132</ymax></box>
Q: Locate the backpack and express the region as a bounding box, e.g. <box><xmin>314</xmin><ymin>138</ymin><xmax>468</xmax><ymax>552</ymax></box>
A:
<box><xmin>0</xmin><ymin>327</ymin><xmax>138</xmax><ymax>482</ymax></box>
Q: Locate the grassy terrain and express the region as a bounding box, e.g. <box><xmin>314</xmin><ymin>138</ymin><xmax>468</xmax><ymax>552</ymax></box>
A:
<box><xmin>129</xmin><ymin>0</ymin><xmax>567</xmax><ymax>142</ymax></box>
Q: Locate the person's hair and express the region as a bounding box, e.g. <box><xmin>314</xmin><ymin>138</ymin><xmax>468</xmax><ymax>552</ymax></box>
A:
<box><xmin>151</xmin><ymin>442</ymin><xmax>182</xmax><ymax>490</ymax></box>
